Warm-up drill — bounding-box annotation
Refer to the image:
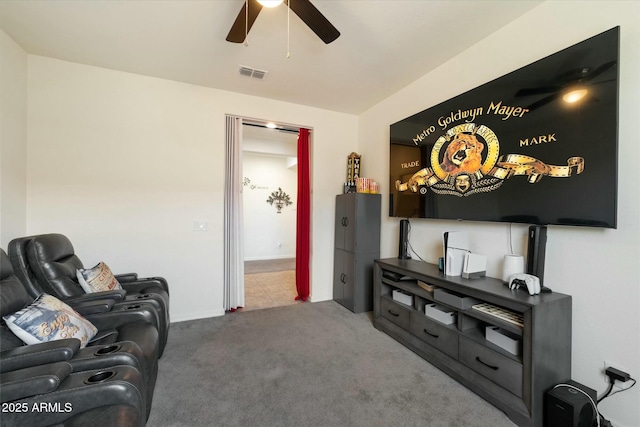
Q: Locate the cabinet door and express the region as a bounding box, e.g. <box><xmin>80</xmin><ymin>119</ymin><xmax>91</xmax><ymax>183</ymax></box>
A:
<box><xmin>334</xmin><ymin>194</ymin><xmax>346</xmax><ymax>250</ymax></box>
<box><xmin>333</xmin><ymin>249</ymin><xmax>355</xmax><ymax>310</ymax></box>
<box><xmin>342</xmin><ymin>195</ymin><xmax>357</xmax><ymax>251</ymax></box>
<box><xmin>335</xmin><ymin>194</ymin><xmax>356</xmax><ymax>251</ymax></box>
<box><xmin>333</xmin><ymin>253</ymin><xmax>344</xmax><ymax>305</ymax></box>
<box><xmin>342</xmin><ymin>251</ymin><xmax>356</xmax><ymax>310</ymax></box>
<box><xmin>352</xmin><ymin>252</ymin><xmax>375</xmax><ymax>313</ymax></box>
<box><xmin>336</xmin><ymin>193</ymin><xmax>381</xmax><ymax>253</ymax></box>
<box><xmin>352</xmin><ymin>195</ymin><xmax>381</xmax><ymax>253</ymax></box>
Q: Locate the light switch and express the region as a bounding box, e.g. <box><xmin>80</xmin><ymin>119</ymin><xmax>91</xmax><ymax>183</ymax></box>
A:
<box><xmin>193</xmin><ymin>221</ymin><xmax>208</xmax><ymax>231</ymax></box>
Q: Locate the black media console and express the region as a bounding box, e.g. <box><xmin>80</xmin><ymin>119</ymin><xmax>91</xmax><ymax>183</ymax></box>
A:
<box><xmin>373</xmin><ymin>258</ymin><xmax>572</xmax><ymax>427</ymax></box>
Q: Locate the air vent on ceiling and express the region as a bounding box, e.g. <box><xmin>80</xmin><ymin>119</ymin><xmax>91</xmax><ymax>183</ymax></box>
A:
<box><xmin>239</xmin><ymin>65</ymin><xmax>268</xmax><ymax>80</ymax></box>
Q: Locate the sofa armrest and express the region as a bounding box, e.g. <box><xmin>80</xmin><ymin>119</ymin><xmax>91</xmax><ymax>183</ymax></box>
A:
<box><xmin>72</xmin><ymin>299</ymin><xmax>115</xmax><ymax>316</ymax></box>
<box><xmin>71</xmin><ymin>341</ymin><xmax>145</xmax><ymax>374</ymax></box>
<box><xmin>121</xmin><ymin>277</ymin><xmax>169</xmax><ymax>294</ymax></box>
<box><xmin>65</xmin><ymin>289</ymin><xmax>127</xmax><ymax>304</ymax></box>
<box><xmin>0</xmin><ymin>339</ymin><xmax>80</xmax><ymax>373</ymax></box>
<box><xmin>0</xmin><ymin>361</ymin><xmax>72</xmax><ymax>402</ymax></box>
<box><xmin>114</xmin><ymin>272</ymin><xmax>138</xmax><ymax>282</ymax></box>
<box><xmin>83</xmin><ymin>304</ymin><xmax>158</xmax><ymax>330</ymax></box>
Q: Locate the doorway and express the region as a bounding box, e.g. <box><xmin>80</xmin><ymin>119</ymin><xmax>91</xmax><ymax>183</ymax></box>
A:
<box><xmin>241</xmin><ymin>121</ymin><xmax>300</xmax><ymax>311</ymax></box>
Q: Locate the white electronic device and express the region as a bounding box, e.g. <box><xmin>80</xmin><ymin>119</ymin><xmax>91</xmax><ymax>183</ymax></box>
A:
<box><xmin>502</xmin><ymin>254</ymin><xmax>525</xmax><ymax>283</ymax></box>
<box><xmin>508</xmin><ymin>273</ymin><xmax>541</xmax><ymax>295</ymax></box>
<box><xmin>443</xmin><ymin>231</ymin><xmax>469</xmax><ymax>277</ymax></box>
<box><xmin>462</xmin><ymin>253</ymin><xmax>487</xmax><ymax>279</ymax></box>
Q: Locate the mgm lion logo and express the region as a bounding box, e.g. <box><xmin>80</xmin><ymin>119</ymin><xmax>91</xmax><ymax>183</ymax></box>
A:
<box><xmin>440</xmin><ymin>132</ymin><xmax>485</xmax><ymax>176</ymax></box>
<box><xmin>395</xmin><ymin>123</ymin><xmax>584</xmax><ymax>197</ymax></box>
<box><xmin>431</xmin><ymin>124</ymin><xmax>501</xmax><ymax>195</ymax></box>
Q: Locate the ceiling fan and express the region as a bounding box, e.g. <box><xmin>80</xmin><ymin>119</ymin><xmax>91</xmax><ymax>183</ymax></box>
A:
<box><xmin>226</xmin><ymin>0</ymin><xmax>340</xmax><ymax>45</ymax></box>
<box><xmin>514</xmin><ymin>61</ymin><xmax>617</xmax><ymax>110</ymax></box>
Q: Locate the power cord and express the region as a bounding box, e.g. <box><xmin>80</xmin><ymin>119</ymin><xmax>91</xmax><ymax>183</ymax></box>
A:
<box><xmin>597</xmin><ymin>383</ymin><xmax>614</xmax><ymax>404</ymax></box>
<box><xmin>597</xmin><ymin>376</ymin><xmax>636</xmax><ymax>427</ymax></box>
<box><xmin>599</xmin><ymin>377</ymin><xmax>636</xmax><ymax>402</ymax></box>
<box><xmin>599</xmin><ymin>418</ymin><xmax>613</xmax><ymax>427</ymax></box>
<box><xmin>405</xmin><ymin>218</ymin><xmax>426</xmax><ymax>262</ymax></box>
<box><xmin>508</xmin><ymin>222</ymin><xmax>514</xmax><ymax>254</ymax></box>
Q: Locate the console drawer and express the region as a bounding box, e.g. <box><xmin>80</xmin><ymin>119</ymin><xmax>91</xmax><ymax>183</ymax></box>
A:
<box><xmin>410</xmin><ymin>312</ymin><xmax>458</xmax><ymax>358</ymax></box>
<box><xmin>381</xmin><ymin>297</ymin><xmax>411</xmax><ymax>329</ymax></box>
<box><xmin>459</xmin><ymin>336</ymin><xmax>523</xmax><ymax>397</ymax></box>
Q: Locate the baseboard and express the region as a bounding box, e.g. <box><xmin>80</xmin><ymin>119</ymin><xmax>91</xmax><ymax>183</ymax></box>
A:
<box><xmin>309</xmin><ymin>294</ymin><xmax>331</xmax><ymax>303</ymax></box>
<box><xmin>171</xmin><ymin>308</ymin><xmax>225</xmax><ymax>323</ymax></box>
<box><xmin>244</xmin><ymin>255</ymin><xmax>295</xmax><ymax>261</ymax></box>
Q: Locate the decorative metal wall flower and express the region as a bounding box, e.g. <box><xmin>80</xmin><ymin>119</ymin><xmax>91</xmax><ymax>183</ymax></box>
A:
<box><xmin>266</xmin><ymin>187</ymin><xmax>293</xmax><ymax>213</ymax></box>
<box><xmin>243</xmin><ymin>177</ymin><xmax>268</xmax><ymax>190</ymax></box>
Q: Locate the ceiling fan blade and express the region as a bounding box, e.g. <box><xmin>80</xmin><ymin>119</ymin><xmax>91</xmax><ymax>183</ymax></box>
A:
<box><xmin>583</xmin><ymin>60</ymin><xmax>617</xmax><ymax>82</ymax></box>
<box><xmin>590</xmin><ymin>78</ymin><xmax>616</xmax><ymax>85</ymax></box>
<box><xmin>226</xmin><ymin>0</ymin><xmax>263</xmax><ymax>43</ymax></box>
<box><xmin>515</xmin><ymin>86</ymin><xmax>563</xmax><ymax>97</ymax></box>
<box><xmin>526</xmin><ymin>93</ymin><xmax>561</xmax><ymax>111</ymax></box>
<box><xmin>285</xmin><ymin>0</ymin><xmax>340</xmax><ymax>44</ymax></box>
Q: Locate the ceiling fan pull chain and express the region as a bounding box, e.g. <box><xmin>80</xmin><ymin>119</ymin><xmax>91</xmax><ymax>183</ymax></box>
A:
<box><xmin>286</xmin><ymin>0</ymin><xmax>291</xmax><ymax>58</ymax></box>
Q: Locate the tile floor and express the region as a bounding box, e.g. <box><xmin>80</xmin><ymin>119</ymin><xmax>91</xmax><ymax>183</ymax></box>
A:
<box><xmin>243</xmin><ymin>269</ymin><xmax>298</xmax><ymax>311</ymax></box>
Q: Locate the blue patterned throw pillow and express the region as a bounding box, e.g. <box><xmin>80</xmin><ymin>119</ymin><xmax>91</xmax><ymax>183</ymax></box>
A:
<box><xmin>3</xmin><ymin>294</ymin><xmax>97</xmax><ymax>348</ymax></box>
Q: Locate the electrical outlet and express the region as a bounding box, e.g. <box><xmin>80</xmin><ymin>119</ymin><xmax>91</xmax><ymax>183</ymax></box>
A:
<box><xmin>604</xmin><ymin>360</ymin><xmax>629</xmax><ymax>389</ymax></box>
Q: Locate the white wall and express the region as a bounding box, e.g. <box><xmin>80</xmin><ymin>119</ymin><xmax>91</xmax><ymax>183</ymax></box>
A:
<box><xmin>5</xmin><ymin>2</ymin><xmax>638</xmax><ymax>423</ymax></box>
<box><xmin>25</xmin><ymin>55</ymin><xmax>358</xmax><ymax>321</ymax></box>
<box><xmin>0</xmin><ymin>30</ymin><xmax>27</xmax><ymax>248</ymax></box>
<box><xmin>359</xmin><ymin>2</ymin><xmax>639</xmax><ymax>426</ymax></box>
<box><xmin>243</xmin><ymin>152</ymin><xmax>297</xmax><ymax>260</ymax></box>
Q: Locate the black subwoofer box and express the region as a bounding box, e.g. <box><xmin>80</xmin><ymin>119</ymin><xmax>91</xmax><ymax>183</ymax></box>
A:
<box><xmin>545</xmin><ymin>380</ymin><xmax>597</xmax><ymax>427</ymax></box>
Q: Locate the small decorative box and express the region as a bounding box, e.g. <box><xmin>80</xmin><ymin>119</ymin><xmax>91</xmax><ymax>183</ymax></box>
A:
<box><xmin>434</xmin><ymin>288</ymin><xmax>479</xmax><ymax>309</ymax></box>
<box><xmin>485</xmin><ymin>326</ymin><xmax>521</xmax><ymax>355</ymax></box>
<box><xmin>424</xmin><ymin>303</ymin><xmax>456</xmax><ymax>325</ymax></box>
<box><xmin>392</xmin><ymin>289</ymin><xmax>413</xmax><ymax>306</ymax></box>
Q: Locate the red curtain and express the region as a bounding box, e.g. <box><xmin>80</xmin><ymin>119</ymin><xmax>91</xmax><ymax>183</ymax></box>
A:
<box><xmin>295</xmin><ymin>128</ymin><xmax>311</xmax><ymax>301</ymax></box>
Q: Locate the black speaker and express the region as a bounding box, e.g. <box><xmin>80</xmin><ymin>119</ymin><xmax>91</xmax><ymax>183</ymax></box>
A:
<box><xmin>527</xmin><ymin>225</ymin><xmax>547</xmax><ymax>286</ymax></box>
<box><xmin>398</xmin><ymin>219</ymin><xmax>411</xmax><ymax>259</ymax></box>
<box><xmin>545</xmin><ymin>381</ymin><xmax>597</xmax><ymax>427</ymax></box>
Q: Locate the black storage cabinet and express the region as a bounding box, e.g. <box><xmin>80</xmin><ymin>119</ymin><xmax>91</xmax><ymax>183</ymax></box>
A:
<box><xmin>333</xmin><ymin>193</ymin><xmax>381</xmax><ymax>313</ymax></box>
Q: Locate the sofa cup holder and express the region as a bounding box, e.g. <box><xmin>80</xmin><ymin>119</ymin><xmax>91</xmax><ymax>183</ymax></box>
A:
<box><xmin>94</xmin><ymin>344</ymin><xmax>121</xmax><ymax>356</ymax></box>
<box><xmin>84</xmin><ymin>370</ymin><xmax>116</xmax><ymax>385</ymax></box>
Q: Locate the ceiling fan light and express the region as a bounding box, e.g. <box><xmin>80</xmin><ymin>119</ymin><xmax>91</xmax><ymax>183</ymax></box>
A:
<box><xmin>257</xmin><ymin>0</ymin><xmax>283</xmax><ymax>7</ymax></box>
<box><xmin>563</xmin><ymin>88</ymin><xmax>588</xmax><ymax>103</ymax></box>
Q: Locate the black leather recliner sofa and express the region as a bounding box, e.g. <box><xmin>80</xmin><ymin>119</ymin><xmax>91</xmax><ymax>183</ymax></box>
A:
<box><xmin>0</xmin><ymin>249</ymin><xmax>159</xmax><ymax>421</ymax></box>
<box><xmin>8</xmin><ymin>234</ymin><xmax>169</xmax><ymax>356</ymax></box>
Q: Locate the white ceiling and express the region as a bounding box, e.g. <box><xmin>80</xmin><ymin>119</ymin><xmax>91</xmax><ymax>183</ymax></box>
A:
<box><xmin>0</xmin><ymin>0</ymin><xmax>543</xmax><ymax>114</ymax></box>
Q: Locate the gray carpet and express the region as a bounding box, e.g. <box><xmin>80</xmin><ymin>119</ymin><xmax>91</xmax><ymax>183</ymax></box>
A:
<box><xmin>147</xmin><ymin>301</ymin><xmax>516</xmax><ymax>427</ymax></box>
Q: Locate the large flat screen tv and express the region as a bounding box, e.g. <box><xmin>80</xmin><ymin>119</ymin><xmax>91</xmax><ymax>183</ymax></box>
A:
<box><xmin>390</xmin><ymin>27</ymin><xmax>619</xmax><ymax>228</ymax></box>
